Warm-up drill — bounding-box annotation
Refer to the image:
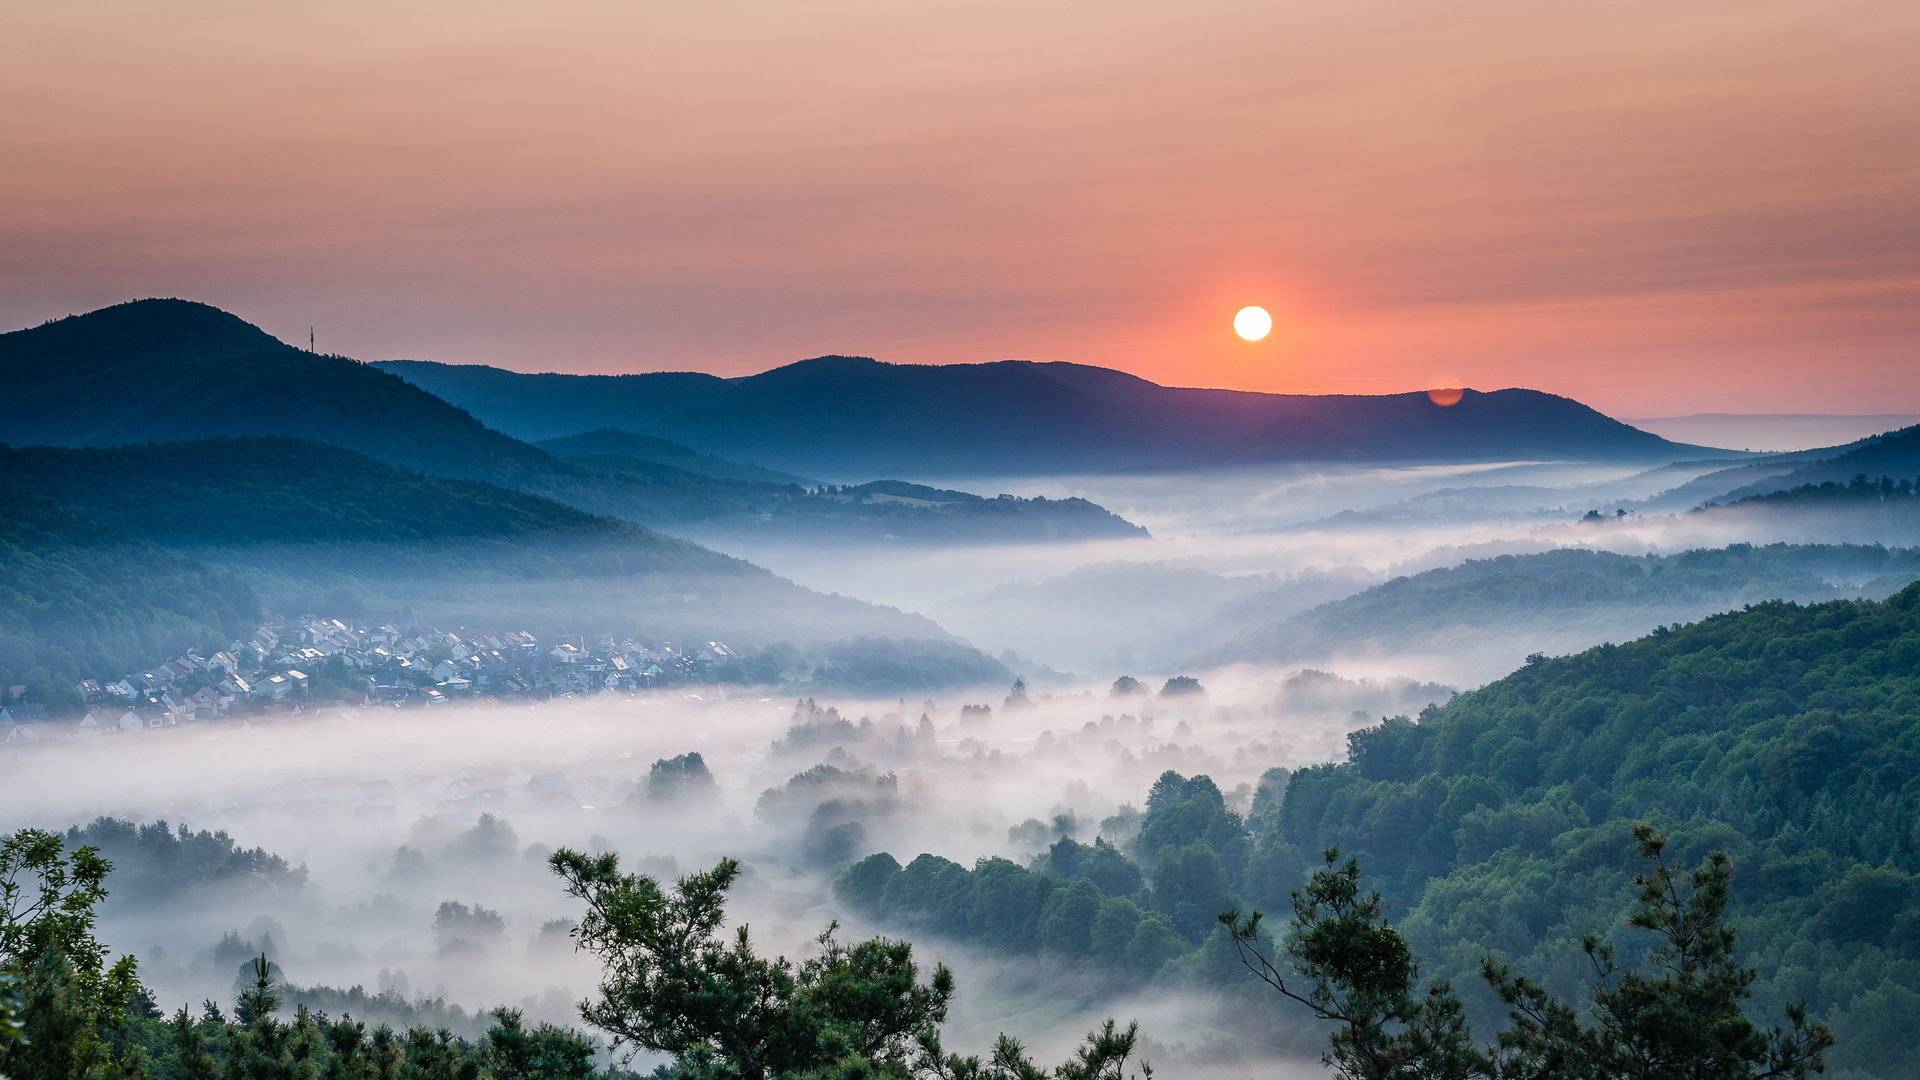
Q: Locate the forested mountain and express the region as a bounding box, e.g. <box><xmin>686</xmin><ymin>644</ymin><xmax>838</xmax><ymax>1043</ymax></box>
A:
<box><xmin>1710</xmin><ymin>425</ymin><xmax>1920</xmax><ymax>502</ymax></box>
<box><xmin>0</xmin><ymin>300</ymin><xmax>559</xmax><ymax>484</ymax></box>
<box><xmin>1197</xmin><ymin>543</ymin><xmax>1920</xmax><ymax>679</ymax></box>
<box><xmin>0</xmin><ymin>304</ymin><xmax>1149</xmax><ymax>544</ymax></box>
<box><xmin>0</xmin><ymin>486</ymin><xmax>259</xmax><ymax>698</ymax></box>
<box><xmin>1628</xmin><ymin>423</ymin><xmax>1920</xmax><ymax>513</ymax></box>
<box><xmin>1277</xmin><ymin>582</ymin><xmax>1920</xmax><ymax>1076</ymax></box>
<box><xmin>0</xmin><ymin>439</ymin><xmax>949</xmax><ymax>647</ymax></box>
<box><xmin>379</xmin><ymin>355</ymin><xmax>1707</xmax><ymax>478</ymax></box>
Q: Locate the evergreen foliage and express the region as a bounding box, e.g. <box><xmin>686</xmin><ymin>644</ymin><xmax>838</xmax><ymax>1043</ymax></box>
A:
<box><xmin>1219</xmin><ymin>827</ymin><xmax>1832</xmax><ymax>1080</ymax></box>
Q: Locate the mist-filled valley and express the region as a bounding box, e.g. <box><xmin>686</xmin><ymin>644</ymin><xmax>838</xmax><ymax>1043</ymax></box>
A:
<box><xmin>7</xmin><ymin>303</ymin><xmax>1920</xmax><ymax>1080</ymax></box>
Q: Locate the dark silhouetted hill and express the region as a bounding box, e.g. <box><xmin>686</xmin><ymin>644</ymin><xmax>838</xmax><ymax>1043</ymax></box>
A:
<box><xmin>0</xmin><ymin>300</ymin><xmax>558</xmax><ymax>484</ymax></box>
<box><xmin>0</xmin><ymin>304</ymin><xmax>1149</xmax><ymax>543</ymax></box>
<box><xmin>379</xmin><ymin>355</ymin><xmax>1709</xmax><ymax>478</ymax></box>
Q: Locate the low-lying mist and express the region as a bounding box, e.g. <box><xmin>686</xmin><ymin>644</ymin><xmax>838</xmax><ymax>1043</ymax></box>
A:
<box><xmin>0</xmin><ymin>669</ymin><xmax>1423</xmax><ymax>1074</ymax></box>
<box><xmin>9</xmin><ymin>449</ymin><xmax>1906</xmax><ymax>1078</ymax></box>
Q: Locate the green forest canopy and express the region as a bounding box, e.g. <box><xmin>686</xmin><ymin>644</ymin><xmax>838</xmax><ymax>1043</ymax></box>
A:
<box><xmin>839</xmin><ymin>583</ymin><xmax>1920</xmax><ymax>1076</ymax></box>
<box><xmin>0</xmin><ymin>486</ymin><xmax>258</xmax><ymax>700</ymax></box>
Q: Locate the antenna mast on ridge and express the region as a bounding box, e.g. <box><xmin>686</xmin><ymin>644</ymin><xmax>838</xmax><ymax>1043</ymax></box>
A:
<box><xmin>310</xmin><ymin>326</ymin><xmax>315</xmax><ymax>352</ymax></box>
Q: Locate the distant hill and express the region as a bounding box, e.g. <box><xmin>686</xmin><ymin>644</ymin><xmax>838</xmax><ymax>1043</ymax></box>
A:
<box><xmin>378</xmin><ymin>355</ymin><xmax>1709</xmax><ymax>478</ymax></box>
<box><xmin>0</xmin><ymin>300</ymin><xmax>560</xmax><ymax>484</ymax></box>
<box><xmin>1710</xmin><ymin>424</ymin><xmax>1920</xmax><ymax>502</ymax></box>
<box><xmin>1195</xmin><ymin>543</ymin><xmax>1920</xmax><ymax>683</ymax></box>
<box><xmin>536</xmin><ymin>429</ymin><xmax>815</xmax><ymax>485</ymax></box>
<box><xmin>0</xmin><ymin>439</ymin><xmax>948</xmax><ymax>645</ymax></box>
<box><xmin>0</xmin><ymin>304</ymin><xmax>1149</xmax><ymax>544</ymax></box>
<box><xmin>0</xmin><ymin>486</ymin><xmax>260</xmax><ymax>698</ymax></box>
<box><xmin>1618</xmin><ymin>423</ymin><xmax>1920</xmax><ymax>514</ymax></box>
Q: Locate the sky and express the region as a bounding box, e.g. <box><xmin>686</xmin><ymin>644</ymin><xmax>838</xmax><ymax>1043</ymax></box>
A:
<box><xmin>2</xmin><ymin>0</ymin><xmax>1916</xmax><ymax>415</ymax></box>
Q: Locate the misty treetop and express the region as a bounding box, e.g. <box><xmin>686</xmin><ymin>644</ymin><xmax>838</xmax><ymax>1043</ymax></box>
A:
<box><xmin>830</xmin><ymin>763</ymin><xmax>1298</xmax><ymax>992</ymax></box>
<box><xmin>60</xmin><ymin>819</ymin><xmax>306</xmax><ymax>906</ymax></box>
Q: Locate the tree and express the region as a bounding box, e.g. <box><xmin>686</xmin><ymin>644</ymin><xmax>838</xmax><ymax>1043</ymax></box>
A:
<box><xmin>482</xmin><ymin>1008</ymin><xmax>598</xmax><ymax>1080</ymax></box>
<box><xmin>1220</xmin><ymin>826</ymin><xmax>1835</xmax><ymax>1080</ymax></box>
<box><xmin>0</xmin><ymin>829</ymin><xmax>141</xmax><ymax>1080</ymax></box>
<box><xmin>1482</xmin><ymin>825</ymin><xmax>1833</xmax><ymax>1080</ymax></box>
<box><xmin>550</xmin><ymin>852</ymin><xmax>1154</xmax><ymax>1080</ymax></box>
<box><xmin>550</xmin><ymin>851</ymin><xmax>952</xmax><ymax>1080</ymax></box>
<box><xmin>1221</xmin><ymin>850</ymin><xmax>1481</xmax><ymax>1080</ymax></box>
<box><xmin>644</xmin><ymin>754</ymin><xmax>717</xmax><ymax>802</ymax></box>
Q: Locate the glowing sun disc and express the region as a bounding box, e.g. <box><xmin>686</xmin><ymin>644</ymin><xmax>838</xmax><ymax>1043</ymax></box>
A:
<box><xmin>1234</xmin><ymin>306</ymin><xmax>1272</xmax><ymax>341</ymax></box>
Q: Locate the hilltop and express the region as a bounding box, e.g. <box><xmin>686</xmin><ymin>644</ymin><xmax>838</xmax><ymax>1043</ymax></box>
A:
<box><xmin>0</xmin><ymin>300</ymin><xmax>559</xmax><ymax>484</ymax></box>
<box><xmin>378</xmin><ymin>355</ymin><xmax>1709</xmax><ymax>478</ymax></box>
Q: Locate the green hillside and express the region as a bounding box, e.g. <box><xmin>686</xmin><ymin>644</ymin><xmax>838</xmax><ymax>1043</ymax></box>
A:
<box><xmin>0</xmin><ymin>438</ymin><xmax>651</xmax><ymax>547</ymax></box>
<box><xmin>836</xmin><ymin>585</ymin><xmax>1920</xmax><ymax>1073</ymax></box>
<box><xmin>1715</xmin><ymin>425</ymin><xmax>1920</xmax><ymax>502</ymax></box>
<box><xmin>1279</xmin><ymin>583</ymin><xmax>1920</xmax><ymax>1075</ymax></box>
<box><xmin>0</xmin><ymin>438</ymin><xmax>948</xmax><ymax>644</ymax></box>
<box><xmin>0</xmin><ymin>486</ymin><xmax>259</xmax><ymax>702</ymax></box>
<box><xmin>1199</xmin><ymin>543</ymin><xmax>1920</xmax><ymax>672</ymax></box>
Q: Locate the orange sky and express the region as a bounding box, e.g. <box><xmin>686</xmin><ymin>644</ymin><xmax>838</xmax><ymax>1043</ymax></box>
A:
<box><xmin>3</xmin><ymin>0</ymin><xmax>1916</xmax><ymax>414</ymax></box>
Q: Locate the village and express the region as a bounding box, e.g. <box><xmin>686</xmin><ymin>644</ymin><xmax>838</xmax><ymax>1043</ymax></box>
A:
<box><xmin>0</xmin><ymin>613</ymin><xmax>739</xmax><ymax>744</ymax></box>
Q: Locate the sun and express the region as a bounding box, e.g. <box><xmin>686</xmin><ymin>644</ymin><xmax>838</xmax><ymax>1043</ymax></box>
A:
<box><xmin>1233</xmin><ymin>305</ymin><xmax>1272</xmax><ymax>341</ymax></box>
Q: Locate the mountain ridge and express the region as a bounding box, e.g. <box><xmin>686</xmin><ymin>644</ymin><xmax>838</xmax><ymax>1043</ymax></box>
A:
<box><xmin>0</xmin><ymin>302</ymin><xmax>1152</xmax><ymax>545</ymax></box>
<box><xmin>376</xmin><ymin>355</ymin><xmax>1717</xmax><ymax>478</ymax></box>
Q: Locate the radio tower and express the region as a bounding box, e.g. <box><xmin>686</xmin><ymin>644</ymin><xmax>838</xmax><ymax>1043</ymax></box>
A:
<box><xmin>310</xmin><ymin>326</ymin><xmax>315</xmax><ymax>352</ymax></box>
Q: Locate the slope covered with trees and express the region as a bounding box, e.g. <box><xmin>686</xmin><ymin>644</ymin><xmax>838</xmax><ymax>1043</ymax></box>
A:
<box><xmin>833</xmin><ymin>585</ymin><xmax>1920</xmax><ymax>1075</ymax></box>
<box><xmin>1198</xmin><ymin>543</ymin><xmax>1920</xmax><ymax>674</ymax></box>
<box><xmin>0</xmin><ymin>486</ymin><xmax>259</xmax><ymax>702</ymax></box>
<box><xmin>1277</xmin><ymin>581</ymin><xmax>1920</xmax><ymax>1076</ymax></box>
<box><xmin>0</xmin><ymin>439</ymin><xmax>951</xmax><ymax>652</ymax></box>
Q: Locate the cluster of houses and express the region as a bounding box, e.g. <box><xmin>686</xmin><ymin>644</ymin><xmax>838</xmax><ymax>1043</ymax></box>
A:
<box><xmin>0</xmin><ymin>613</ymin><xmax>739</xmax><ymax>745</ymax></box>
